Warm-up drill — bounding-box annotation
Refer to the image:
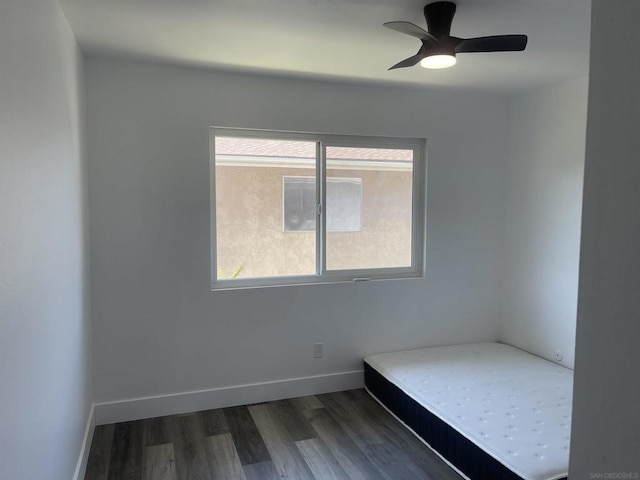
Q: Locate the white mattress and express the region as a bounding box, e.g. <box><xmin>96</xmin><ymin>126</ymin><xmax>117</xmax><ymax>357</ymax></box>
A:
<box><xmin>364</xmin><ymin>342</ymin><xmax>572</xmax><ymax>480</ymax></box>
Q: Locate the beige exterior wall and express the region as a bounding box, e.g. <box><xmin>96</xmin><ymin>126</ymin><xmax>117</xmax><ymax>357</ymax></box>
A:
<box><xmin>216</xmin><ymin>165</ymin><xmax>413</xmax><ymax>278</ymax></box>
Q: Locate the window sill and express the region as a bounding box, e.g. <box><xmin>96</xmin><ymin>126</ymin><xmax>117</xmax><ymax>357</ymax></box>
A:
<box><xmin>210</xmin><ymin>270</ymin><xmax>424</xmax><ymax>291</ymax></box>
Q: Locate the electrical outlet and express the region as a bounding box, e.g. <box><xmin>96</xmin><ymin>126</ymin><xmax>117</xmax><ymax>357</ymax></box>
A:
<box><xmin>314</xmin><ymin>343</ymin><xmax>323</xmax><ymax>359</ymax></box>
<box><xmin>555</xmin><ymin>350</ymin><xmax>563</xmax><ymax>362</ymax></box>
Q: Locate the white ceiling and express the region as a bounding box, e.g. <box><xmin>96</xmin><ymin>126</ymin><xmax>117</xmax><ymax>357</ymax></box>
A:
<box><xmin>59</xmin><ymin>0</ymin><xmax>591</xmax><ymax>94</ymax></box>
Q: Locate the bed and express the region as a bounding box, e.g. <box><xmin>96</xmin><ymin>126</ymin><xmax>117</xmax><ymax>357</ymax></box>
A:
<box><xmin>364</xmin><ymin>342</ymin><xmax>572</xmax><ymax>480</ymax></box>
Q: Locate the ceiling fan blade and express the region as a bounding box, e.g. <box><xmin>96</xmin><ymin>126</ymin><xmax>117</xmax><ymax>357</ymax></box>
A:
<box><xmin>383</xmin><ymin>21</ymin><xmax>437</xmax><ymax>43</ymax></box>
<box><xmin>455</xmin><ymin>35</ymin><xmax>528</xmax><ymax>53</ymax></box>
<box><xmin>388</xmin><ymin>52</ymin><xmax>424</xmax><ymax>70</ymax></box>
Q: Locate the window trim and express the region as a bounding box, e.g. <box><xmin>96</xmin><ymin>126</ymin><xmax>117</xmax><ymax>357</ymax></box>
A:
<box><xmin>210</xmin><ymin>127</ymin><xmax>427</xmax><ymax>290</ymax></box>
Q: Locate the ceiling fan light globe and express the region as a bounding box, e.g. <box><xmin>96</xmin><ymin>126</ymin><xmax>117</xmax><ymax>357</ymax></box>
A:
<box><xmin>420</xmin><ymin>54</ymin><xmax>457</xmax><ymax>69</ymax></box>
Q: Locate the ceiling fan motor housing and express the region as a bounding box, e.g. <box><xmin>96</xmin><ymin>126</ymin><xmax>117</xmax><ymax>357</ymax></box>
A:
<box><xmin>425</xmin><ymin>1</ymin><xmax>457</xmax><ymax>38</ymax></box>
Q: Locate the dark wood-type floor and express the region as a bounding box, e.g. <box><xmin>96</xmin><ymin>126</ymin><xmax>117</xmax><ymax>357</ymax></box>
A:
<box><xmin>85</xmin><ymin>388</ymin><xmax>462</xmax><ymax>480</ymax></box>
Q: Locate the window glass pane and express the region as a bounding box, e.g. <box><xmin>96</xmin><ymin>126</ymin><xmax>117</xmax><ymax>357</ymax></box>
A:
<box><xmin>283</xmin><ymin>177</ymin><xmax>316</xmax><ymax>232</ymax></box>
<box><xmin>327</xmin><ymin>178</ymin><xmax>362</xmax><ymax>232</ymax></box>
<box><xmin>215</xmin><ymin>136</ymin><xmax>316</xmax><ymax>278</ymax></box>
<box><xmin>283</xmin><ymin>177</ymin><xmax>362</xmax><ymax>232</ymax></box>
<box><xmin>325</xmin><ymin>146</ymin><xmax>414</xmax><ymax>270</ymax></box>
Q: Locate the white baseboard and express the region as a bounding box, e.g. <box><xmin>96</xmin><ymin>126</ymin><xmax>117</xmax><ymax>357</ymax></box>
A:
<box><xmin>94</xmin><ymin>370</ymin><xmax>364</xmax><ymax>425</ymax></box>
<box><xmin>73</xmin><ymin>404</ymin><xmax>95</xmax><ymax>480</ymax></box>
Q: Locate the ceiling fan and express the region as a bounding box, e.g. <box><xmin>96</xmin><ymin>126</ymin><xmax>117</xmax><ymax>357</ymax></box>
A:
<box><xmin>384</xmin><ymin>1</ymin><xmax>528</xmax><ymax>70</ymax></box>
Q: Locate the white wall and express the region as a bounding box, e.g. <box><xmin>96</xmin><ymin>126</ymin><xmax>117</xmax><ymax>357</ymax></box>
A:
<box><xmin>500</xmin><ymin>77</ymin><xmax>588</xmax><ymax>368</ymax></box>
<box><xmin>570</xmin><ymin>0</ymin><xmax>640</xmax><ymax>474</ymax></box>
<box><xmin>0</xmin><ymin>1</ymin><xmax>92</xmax><ymax>479</ymax></box>
<box><xmin>85</xmin><ymin>58</ymin><xmax>508</xmax><ymax>407</ymax></box>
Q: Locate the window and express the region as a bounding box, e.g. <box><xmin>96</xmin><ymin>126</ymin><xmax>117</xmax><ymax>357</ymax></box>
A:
<box><xmin>211</xmin><ymin>128</ymin><xmax>426</xmax><ymax>289</ymax></box>
<box><xmin>283</xmin><ymin>177</ymin><xmax>362</xmax><ymax>232</ymax></box>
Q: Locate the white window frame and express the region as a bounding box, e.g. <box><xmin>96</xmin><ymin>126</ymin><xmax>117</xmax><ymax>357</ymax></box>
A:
<box><xmin>210</xmin><ymin>127</ymin><xmax>427</xmax><ymax>290</ymax></box>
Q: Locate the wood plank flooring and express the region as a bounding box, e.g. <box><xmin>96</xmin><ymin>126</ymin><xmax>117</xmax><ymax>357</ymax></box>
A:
<box><xmin>85</xmin><ymin>389</ymin><xmax>461</xmax><ymax>480</ymax></box>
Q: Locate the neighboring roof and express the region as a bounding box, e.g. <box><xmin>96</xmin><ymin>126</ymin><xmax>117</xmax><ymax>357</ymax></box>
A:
<box><xmin>216</xmin><ymin>136</ymin><xmax>413</xmax><ymax>162</ymax></box>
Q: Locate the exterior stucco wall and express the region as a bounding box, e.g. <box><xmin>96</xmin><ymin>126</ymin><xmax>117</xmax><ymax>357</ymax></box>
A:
<box><xmin>216</xmin><ymin>165</ymin><xmax>413</xmax><ymax>277</ymax></box>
